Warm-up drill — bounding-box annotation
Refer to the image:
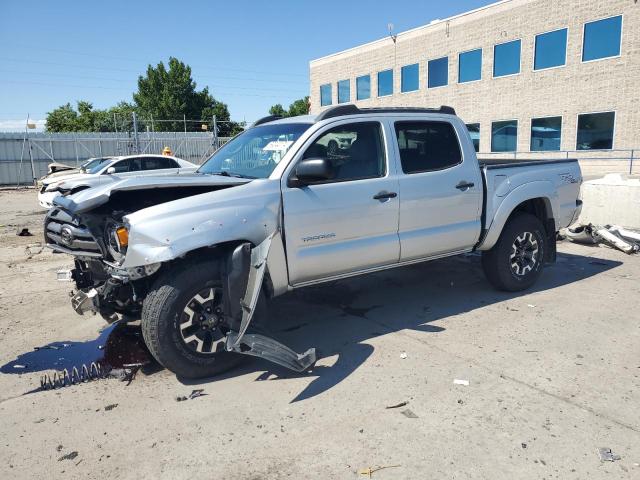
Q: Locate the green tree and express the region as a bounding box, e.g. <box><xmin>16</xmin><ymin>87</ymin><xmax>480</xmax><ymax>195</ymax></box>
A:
<box><xmin>268</xmin><ymin>96</ymin><xmax>310</xmax><ymax>118</ymax></box>
<box><xmin>45</xmin><ymin>58</ymin><xmax>244</xmax><ymax>134</ymax></box>
<box><xmin>287</xmin><ymin>96</ymin><xmax>310</xmax><ymax>116</ymax></box>
<box><xmin>201</xmin><ymin>94</ymin><xmax>244</xmax><ymax>137</ymax></box>
<box><xmin>134</xmin><ymin>57</ymin><xmax>233</xmax><ymax>133</ymax></box>
<box><xmin>269</xmin><ymin>104</ymin><xmax>287</xmax><ymax>117</ymax></box>
<box><xmin>45</xmin><ymin>103</ymin><xmax>79</xmax><ymax>132</ymax></box>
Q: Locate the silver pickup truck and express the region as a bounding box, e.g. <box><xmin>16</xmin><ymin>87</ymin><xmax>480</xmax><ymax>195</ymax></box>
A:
<box><xmin>45</xmin><ymin>105</ymin><xmax>582</xmax><ymax>378</ymax></box>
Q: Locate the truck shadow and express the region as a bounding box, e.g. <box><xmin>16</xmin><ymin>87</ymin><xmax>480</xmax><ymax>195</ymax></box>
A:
<box><xmin>182</xmin><ymin>249</ymin><xmax>622</xmax><ymax>402</ymax></box>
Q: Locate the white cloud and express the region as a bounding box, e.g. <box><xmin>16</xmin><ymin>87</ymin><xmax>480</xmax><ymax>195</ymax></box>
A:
<box><xmin>0</xmin><ymin>119</ymin><xmax>46</xmax><ymax>132</ymax></box>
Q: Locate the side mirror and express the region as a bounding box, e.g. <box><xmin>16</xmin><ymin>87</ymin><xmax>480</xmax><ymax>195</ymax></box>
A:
<box><xmin>106</xmin><ymin>166</ymin><xmax>116</xmax><ymax>174</ymax></box>
<box><xmin>290</xmin><ymin>158</ymin><xmax>334</xmax><ymax>187</ymax></box>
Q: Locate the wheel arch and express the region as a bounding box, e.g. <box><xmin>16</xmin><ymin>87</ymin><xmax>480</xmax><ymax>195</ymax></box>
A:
<box><xmin>158</xmin><ymin>239</ymin><xmax>278</xmax><ymax>299</ymax></box>
<box><xmin>480</xmin><ymin>181</ymin><xmax>558</xmax><ymax>252</ymax></box>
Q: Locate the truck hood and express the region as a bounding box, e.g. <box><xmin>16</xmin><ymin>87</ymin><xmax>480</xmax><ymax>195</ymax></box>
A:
<box><xmin>53</xmin><ymin>172</ymin><xmax>251</xmax><ymax>214</ymax></box>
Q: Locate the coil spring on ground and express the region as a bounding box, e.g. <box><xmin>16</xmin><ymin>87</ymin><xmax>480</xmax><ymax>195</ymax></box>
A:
<box><xmin>40</xmin><ymin>362</ymin><xmax>108</xmax><ymax>390</ymax></box>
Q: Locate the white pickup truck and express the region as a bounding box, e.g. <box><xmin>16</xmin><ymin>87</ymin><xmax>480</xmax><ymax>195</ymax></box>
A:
<box><xmin>45</xmin><ymin>105</ymin><xmax>582</xmax><ymax>378</ymax></box>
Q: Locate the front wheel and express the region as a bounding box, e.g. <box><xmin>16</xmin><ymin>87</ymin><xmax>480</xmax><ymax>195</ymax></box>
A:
<box><xmin>481</xmin><ymin>213</ymin><xmax>547</xmax><ymax>292</ymax></box>
<box><xmin>141</xmin><ymin>258</ymin><xmax>265</xmax><ymax>378</ymax></box>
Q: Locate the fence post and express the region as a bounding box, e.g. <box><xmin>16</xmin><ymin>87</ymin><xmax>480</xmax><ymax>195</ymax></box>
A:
<box><xmin>132</xmin><ymin>112</ymin><xmax>139</xmax><ymax>154</ymax></box>
<box><xmin>74</xmin><ymin>134</ymin><xmax>79</xmax><ymax>165</ymax></box>
<box><xmin>630</xmin><ymin>149</ymin><xmax>635</xmax><ymax>175</ymax></box>
<box><xmin>28</xmin><ymin>138</ymin><xmax>36</xmax><ymax>186</ymax></box>
<box><xmin>212</xmin><ymin>115</ymin><xmax>218</xmax><ymax>149</ymax></box>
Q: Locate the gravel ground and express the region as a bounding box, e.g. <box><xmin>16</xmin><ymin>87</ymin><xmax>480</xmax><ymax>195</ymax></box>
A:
<box><xmin>0</xmin><ymin>188</ymin><xmax>638</xmax><ymax>479</ymax></box>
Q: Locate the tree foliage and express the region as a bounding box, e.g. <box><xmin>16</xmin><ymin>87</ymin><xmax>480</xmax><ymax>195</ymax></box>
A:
<box><xmin>268</xmin><ymin>96</ymin><xmax>310</xmax><ymax>118</ymax></box>
<box><xmin>45</xmin><ymin>57</ymin><xmax>243</xmax><ymax>136</ymax></box>
<box><xmin>45</xmin><ymin>101</ymin><xmax>136</xmax><ymax>132</ymax></box>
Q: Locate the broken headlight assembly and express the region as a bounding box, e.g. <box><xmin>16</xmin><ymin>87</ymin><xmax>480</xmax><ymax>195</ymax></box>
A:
<box><xmin>105</xmin><ymin>222</ymin><xmax>129</xmax><ymax>264</ymax></box>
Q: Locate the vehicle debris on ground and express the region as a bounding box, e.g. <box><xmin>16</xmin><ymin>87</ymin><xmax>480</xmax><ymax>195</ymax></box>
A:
<box><xmin>597</xmin><ymin>447</ymin><xmax>621</xmax><ymax>462</ymax></box>
<box><xmin>176</xmin><ymin>389</ymin><xmax>207</xmax><ymax>402</ymax></box>
<box><xmin>565</xmin><ymin>223</ymin><xmax>640</xmax><ymax>254</ymax></box>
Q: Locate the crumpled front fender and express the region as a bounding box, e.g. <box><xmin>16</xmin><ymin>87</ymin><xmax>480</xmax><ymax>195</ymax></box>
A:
<box><xmin>120</xmin><ymin>180</ymin><xmax>282</xmax><ymax>269</ymax></box>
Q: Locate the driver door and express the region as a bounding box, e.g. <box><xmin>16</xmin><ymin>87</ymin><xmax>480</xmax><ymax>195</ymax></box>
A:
<box><xmin>281</xmin><ymin>121</ymin><xmax>400</xmax><ymax>285</ymax></box>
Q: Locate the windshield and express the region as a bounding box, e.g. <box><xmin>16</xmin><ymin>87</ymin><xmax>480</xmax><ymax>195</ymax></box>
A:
<box><xmin>85</xmin><ymin>157</ymin><xmax>115</xmax><ymax>174</ymax></box>
<box><xmin>198</xmin><ymin>123</ymin><xmax>312</xmax><ymax>178</ymax></box>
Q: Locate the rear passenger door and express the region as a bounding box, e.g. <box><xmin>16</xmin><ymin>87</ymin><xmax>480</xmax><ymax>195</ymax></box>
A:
<box><xmin>282</xmin><ymin>121</ymin><xmax>400</xmax><ymax>285</ymax></box>
<box><xmin>394</xmin><ymin>119</ymin><xmax>482</xmax><ymax>260</ymax></box>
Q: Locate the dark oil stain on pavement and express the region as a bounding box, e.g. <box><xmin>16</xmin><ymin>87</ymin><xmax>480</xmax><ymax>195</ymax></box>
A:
<box><xmin>0</xmin><ymin>322</ymin><xmax>155</xmax><ymax>376</ymax></box>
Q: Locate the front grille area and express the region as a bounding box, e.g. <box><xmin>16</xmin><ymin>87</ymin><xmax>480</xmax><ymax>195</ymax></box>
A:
<box><xmin>45</xmin><ymin>208</ymin><xmax>103</xmax><ymax>257</ymax></box>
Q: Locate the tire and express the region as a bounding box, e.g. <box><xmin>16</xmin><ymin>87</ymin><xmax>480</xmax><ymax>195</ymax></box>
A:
<box><xmin>481</xmin><ymin>213</ymin><xmax>547</xmax><ymax>292</ymax></box>
<box><xmin>141</xmin><ymin>257</ymin><xmax>266</xmax><ymax>378</ymax></box>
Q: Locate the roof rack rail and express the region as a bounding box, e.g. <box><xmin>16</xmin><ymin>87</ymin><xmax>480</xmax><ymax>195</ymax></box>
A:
<box><xmin>252</xmin><ymin>115</ymin><xmax>282</xmax><ymax>127</ymax></box>
<box><xmin>315</xmin><ymin>104</ymin><xmax>456</xmax><ymax>122</ymax></box>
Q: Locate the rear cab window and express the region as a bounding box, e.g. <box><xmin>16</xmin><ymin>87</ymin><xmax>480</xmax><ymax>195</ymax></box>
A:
<box><xmin>394</xmin><ymin>121</ymin><xmax>462</xmax><ymax>173</ymax></box>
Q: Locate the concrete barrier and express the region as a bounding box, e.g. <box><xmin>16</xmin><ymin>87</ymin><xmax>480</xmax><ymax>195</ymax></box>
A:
<box><xmin>578</xmin><ymin>174</ymin><xmax>640</xmax><ymax>229</ymax></box>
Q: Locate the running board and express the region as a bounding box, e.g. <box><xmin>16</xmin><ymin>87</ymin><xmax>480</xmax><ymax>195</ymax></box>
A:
<box><xmin>226</xmin><ymin>332</ymin><xmax>316</xmax><ymax>372</ymax></box>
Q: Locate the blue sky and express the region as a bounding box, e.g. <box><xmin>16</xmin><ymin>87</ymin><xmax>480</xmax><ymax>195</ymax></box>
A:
<box><xmin>0</xmin><ymin>0</ymin><xmax>493</xmax><ymax>131</ymax></box>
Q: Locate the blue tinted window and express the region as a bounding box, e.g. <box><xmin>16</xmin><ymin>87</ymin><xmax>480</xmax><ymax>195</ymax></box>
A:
<box><xmin>459</xmin><ymin>49</ymin><xmax>482</xmax><ymax>83</ymax></box>
<box><xmin>491</xmin><ymin>120</ymin><xmax>518</xmax><ymax>152</ymax></box>
<box><xmin>577</xmin><ymin>112</ymin><xmax>615</xmax><ymax>150</ymax></box>
<box><xmin>428</xmin><ymin>57</ymin><xmax>448</xmax><ymax>88</ymax></box>
<box><xmin>337</xmin><ymin>79</ymin><xmax>350</xmax><ymax>104</ymax></box>
<box><xmin>320</xmin><ymin>84</ymin><xmax>332</xmax><ymax>106</ymax></box>
<box><xmin>493</xmin><ymin>40</ymin><xmax>521</xmax><ymax>77</ymax></box>
<box><xmin>583</xmin><ymin>16</ymin><xmax>622</xmax><ymax>61</ymax></box>
<box><xmin>401</xmin><ymin>63</ymin><xmax>419</xmax><ymax>92</ymax></box>
<box><xmin>356</xmin><ymin>75</ymin><xmax>370</xmax><ymax>100</ymax></box>
<box><xmin>531</xmin><ymin>117</ymin><xmax>562</xmax><ymax>151</ymax></box>
<box><xmin>378</xmin><ymin>69</ymin><xmax>393</xmax><ymax>96</ymax></box>
<box><xmin>466</xmin><ymin>123</ymin><xmax>480</xmax><ymax>152</ymax></box>
<box><xmin>534</xmin><ymin>29</ymin><xmax>567</xmax><ymax>70</ymax></box>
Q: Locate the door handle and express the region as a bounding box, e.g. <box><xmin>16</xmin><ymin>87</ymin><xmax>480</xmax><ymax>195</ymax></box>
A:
<box><xmin>455</xmin><ymin>181</ymin><xmax>475</xmax><ymax>191</ymax></box>
<box><xmin>373</xmin><ymin>191</ymin><xmax>397</xmax><ymax>200</ymax></box>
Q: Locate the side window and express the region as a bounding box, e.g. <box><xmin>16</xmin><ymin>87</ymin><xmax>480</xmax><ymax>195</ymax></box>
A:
<box><xmin>129</xmin><ymin>157</ymin><xmax>143</xmax><ymax>172</ymax></box>
<box><xmin>110</xmin><ymin>159</ymin><xmax>131</xmax><ymax>173</ymax></box>
<box><xmin>302</xmin><ymin>122</ymin><xmax>385</xmax><ymax>182</ymax></box>
<box><xmin>142</xmin><ymin>157</ymin><xmax>177</xmax><ymax>170</ymax></box>
<box><xmin>394</xmin><ymin>121</ymin><xmax>462</xmax><ymax>173</ymax></box>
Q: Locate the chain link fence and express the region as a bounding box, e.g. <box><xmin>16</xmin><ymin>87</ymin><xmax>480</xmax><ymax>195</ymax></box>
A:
<box><xmin>0</xmin><ymin>131</ymin><xmax>232</xmax><ymax>186</ymax></box>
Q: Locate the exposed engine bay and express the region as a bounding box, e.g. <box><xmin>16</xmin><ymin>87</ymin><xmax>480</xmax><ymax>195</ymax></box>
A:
<box><xmin>46</xmin><ymin>184</ymin><xmax>237</xmax><ymax>321</ymax></box>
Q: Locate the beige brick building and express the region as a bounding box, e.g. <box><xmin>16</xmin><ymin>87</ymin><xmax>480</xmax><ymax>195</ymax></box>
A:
<box><xmin>309</xmin><ymin>0</ymin><xmax>639</xmax><ymax>154</ymax></box>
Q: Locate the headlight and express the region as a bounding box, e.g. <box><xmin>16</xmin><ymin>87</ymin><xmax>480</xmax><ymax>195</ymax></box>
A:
<box><xmin>105</xmin><ymin>223</ymin><xmax>128</xmax><ymax>263</ymax></box>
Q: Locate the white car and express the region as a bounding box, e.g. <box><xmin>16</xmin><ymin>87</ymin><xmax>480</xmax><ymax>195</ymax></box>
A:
<box><xmin>38</xmin><ymin>154</ymin><xmax>197</xmax><ymax>209</ymax></box>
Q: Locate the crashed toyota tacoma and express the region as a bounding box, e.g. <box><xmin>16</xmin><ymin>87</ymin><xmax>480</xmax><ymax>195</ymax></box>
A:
<box><xmin>45</xmin><ymin>105</ymin><xmax>583</xmax><ymax>378</ymax></box>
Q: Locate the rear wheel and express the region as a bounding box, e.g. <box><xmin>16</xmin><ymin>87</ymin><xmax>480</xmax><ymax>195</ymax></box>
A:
<box><xmin>141</xmin><ymin>258</ymin><xmax>266</xmax><ymax>378</ymax></box>
<box><xmin>481</xmin><ymin>213</ymin><xmax>547</xmax><ymax>292</ymax></box>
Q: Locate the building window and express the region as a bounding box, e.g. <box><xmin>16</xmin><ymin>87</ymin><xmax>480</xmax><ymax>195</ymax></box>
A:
<box><xmin>428</xmin><ymin>56</ymin><xmax>448</xmax><ymax>88</ymax></box>
<box><xmin>394</xmin><ymin>121</ymin><xmax>462</xmax><ymax>173</ymax></box>
<box><xmin>356</xmin><ymin>75</ymin><xmax>371</xmax><ymax>100</ymax></box>
<box><xmin>466</xmin><ymin>123</ymin><xmax>480</xmax><ymax>152</ymax></box>
<box><xmin>491</xmin><ymin>120</ymin><xmax>518</xmax><ymax>152</ymax></box>
<box><xmin>531</xmin><ymin>117</ymin><xmax>562</xmax><ymax>151</ymax></box>
<box><xmin>577</xmin><ymin>112</ymin><xmax>615</xmax><ymax>150</ymax></box>
<box><xmin>401</xmin><ymin>63</ymin><xmax>419</xmax><ymax>92</ymax></box>
<box><xmin>320</xmin><ymin>84</ymin><xmax>332</xmax><ymax>106</ymax></box>
<box><xmin>534</xmin><ymin>28</ymin><xmax>567</xmax><ymax>70</ymax></box>
<box><xmin>582</xmin><ymin>15</ymin><xmax>623</xmax><ymax>62</ymax></box>
<box><xmin>493</xmin><ymin>39</ymin><xmax>521</xmax><ymax>77</ymax></box>
<box><xmin>337</xmin><ymin>79</ymin><xmax>350</xmax><ymax>104</ymax></box>
<box><xmin>459</xmin><ymin>49</ymin><xmax>482</xmax><ymax>83</ymax></box>
<box><xmin>378</xmin><ymin>69</ymin><xmax>393</xmax><ymax>96</ymax></box>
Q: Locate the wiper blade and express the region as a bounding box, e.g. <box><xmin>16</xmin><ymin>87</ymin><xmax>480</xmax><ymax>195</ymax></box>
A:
<box><xmin>208</xmin><ymin>171</ymin><xmax>256</xmax><ymax>179</ymax></box>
